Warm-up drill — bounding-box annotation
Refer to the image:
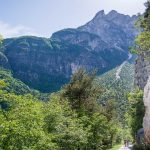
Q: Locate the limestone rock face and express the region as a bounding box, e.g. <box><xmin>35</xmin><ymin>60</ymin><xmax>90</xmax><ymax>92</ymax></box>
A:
<box><xmin>134</xmin><ymin>53</ymin><xmax>150</xmax><ymax>143</ymax></box>
<box><xmin>134</xmin><ymin>54</ymin><xmax>150</xmax><ymax>89</ymax></box>
<box><xmin>78</xmin><ymin>10</ymin><xmax>138</xmax><ymax>49</ymax></box>
<box><xmin>143</xmin><ymin>76</ymin><xmax>150</xmax><ymax>144</ymax></box>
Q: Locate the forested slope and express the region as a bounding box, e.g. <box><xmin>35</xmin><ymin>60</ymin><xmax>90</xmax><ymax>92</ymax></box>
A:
<box><xmin>95</xmin><ymin>61</ymin><xmax>134</xmax><ymax>122</ymax></box>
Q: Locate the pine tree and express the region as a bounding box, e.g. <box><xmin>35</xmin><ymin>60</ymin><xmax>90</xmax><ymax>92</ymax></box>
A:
<box><xmin>62</xmin><ymin>69</ymin><xmax>101</xmax><ymax>115</ymax></box>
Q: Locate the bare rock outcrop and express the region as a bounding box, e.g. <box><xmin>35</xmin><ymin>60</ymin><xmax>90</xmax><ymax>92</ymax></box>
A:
<box><xmin>134</xmin><ymin>53</ymin><xmax>150</xmax><ymax>143</ymax></box>
<box><xmin>143</xmin><ymin>76</ymin><xmax>150</xmax><ymax>144</ymax></box>
<box><xmin>134</xmin><ymin>54</ymin><xmax>150</xmax><ymax>89</ymax></box>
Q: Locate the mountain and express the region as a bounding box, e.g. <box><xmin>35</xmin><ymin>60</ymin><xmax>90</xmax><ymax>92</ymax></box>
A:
<box><xmin>78</xmin><ymin>10</ymin><xmax>138</xmax><ymax>47</ymax></box>
<box><xmin>0</xmin><ymin>10</ymin><xmax>138</xmax><ymax>93</ymax></box>
<box><xmin>2</xmin><ymin>37</ymin><xmax>84</xmax><ymax>92</ymax></box>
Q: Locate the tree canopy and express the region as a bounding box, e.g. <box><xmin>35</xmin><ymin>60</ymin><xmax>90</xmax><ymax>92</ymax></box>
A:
<box><xmin>0</xmin><ymin>68</ymin><xmax>122</xmax><ymax>150</ymax></box>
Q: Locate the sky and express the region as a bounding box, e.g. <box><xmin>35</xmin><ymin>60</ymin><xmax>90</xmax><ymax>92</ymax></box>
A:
<box><xmin>0</xmin><ymin>0</ymin><xmax>147</xmax><ymax>38</ymax></box>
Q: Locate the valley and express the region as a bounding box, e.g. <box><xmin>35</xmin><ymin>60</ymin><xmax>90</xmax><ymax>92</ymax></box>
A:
<box><xmin>0</xmin><ymin>0</ymin><xmax>149</xmax><ymax>149</ymax></box>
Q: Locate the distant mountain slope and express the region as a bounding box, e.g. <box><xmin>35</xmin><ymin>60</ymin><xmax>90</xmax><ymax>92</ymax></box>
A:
<box><xmin>0</xmin><ymin>10</ymin><xmax>138</xmax><ymax>93</ymax></box>
<box><xmin>95</xmin><ymin>61</ymin><xmax>134</xmax><ymax>121</ymax></box>
<box><xmin>3</xmin><ymin>37</ymin><xmax>85</xmax><ymax>92</ymax></box>
<box><xmin>52</xmin><ymin>28</ymin><xmax>128</xmax><ymax>73</ymax></box>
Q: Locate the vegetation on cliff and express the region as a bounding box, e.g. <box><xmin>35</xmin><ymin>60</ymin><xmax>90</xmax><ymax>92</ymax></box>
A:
<box><xmin>127</xmin><ymin>0</ymin><xmax>150</xmax><ymax>148</ymax></box>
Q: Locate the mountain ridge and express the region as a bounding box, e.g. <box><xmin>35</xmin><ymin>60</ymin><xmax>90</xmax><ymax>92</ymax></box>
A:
<box><xmin>0</xmin><ymin>10</ymin><xmax>138</xmax><ymax>92</ymax></box>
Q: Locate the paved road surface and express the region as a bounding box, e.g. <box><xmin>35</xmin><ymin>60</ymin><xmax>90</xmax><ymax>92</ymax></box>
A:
<box><xmin>119</xmin><ymin>144</ymin><xmax>133</xmax><ymax>150</ymax></box>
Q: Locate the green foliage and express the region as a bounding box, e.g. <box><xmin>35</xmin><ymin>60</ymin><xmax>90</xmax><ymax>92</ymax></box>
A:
<box><xmin>127</xmin><ymin>90</ymin><xmax>144</xmax><ymax>138</ymax></box>
<box><xmin>140</xmin><ymin>0</ymin><xmax>150</xmax><ymax>31</ymax></box>
<box><xmin>129</xmin><ymin>47</ymin><xmax>139</xmax><ymax>54</ymax></box>
<box><xmin>0</xmin><ymin>90</ymin><xmax>120</xmax><ymax>150</ymax></box>
<box><xmin>61</xmin><ymin>69</ymin><xmax>123</xmax><ymax>149</ymax></box>
<box><xmin>135</xmin><ymin>31</ymin><xmax>150</xmax><ymax>52</ymax></box>
<box><xmin>0</xmin><ymin>80</ymin><xmax>7</xmax><ymax>89</ymax></box>
<box><xmin>134</xmin><ymin>0</ymin><xmax>150</xmax><ymax>53</ymax></box>
<box><xmin>62</xmin><ymin>69</ymin><xmax>101</xmax><ymax>115</ymax></box>
<box><xmin>95</xmin><ymin>62</ymin><xmax>134</xmax><ymax>124</ymax></box>
<box><xmin>87</xmin><ymin>113</ymin><xmax>111</xmax><ymax>150</ymax></box>
<box><xmin>0</xmin><ymin>68</ymin><xmax>32</xmax><ymax>94</ymax></box>
<box><xmin>0</xmin><ymin>68</ymin><xmax>123</xmax><ymax>150</ymax></box>
<box><xmin>44</xmin><ymin>96</ymin><xmax>89</xmax><ymax>150</ymax></box>
<box><xmin>0</xmin><ymin>68</ymin><xmax>50</xmax><ymax>101</ymax></box>
<box><xmin>127</xmin><ymin>2</ymin><xmax>150</xmax><ymax>148</ymax></box>
<box><xmin>94</xmin><ymin>62</ymin><xmax>136</xmax><ymax>144</ymax></box>
<box><xmin>0</xmin><ymin>92</ymin><xmax>57</xmax><ymax>150</ymax></box>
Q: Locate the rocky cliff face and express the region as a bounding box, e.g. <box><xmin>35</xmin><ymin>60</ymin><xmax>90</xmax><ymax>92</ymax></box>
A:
<box><xmin>3</xmin><ymin>37</ymin><xmax>86</xmax><ymax>92</ymax></box>
<box><xmin>52</xmin><ymin>10</ymin><xmax>138</xmax><ymax>57</ymax></box>
<box><xmin>134</xmin><ymin>53</ymin><xmax>150</xmax><ymax>89</ymax></box>
<box><xmin>135</xmin><ymin>52</ymin><xmax>150</xmax><ymax>143</ymax></box>
<box><xmin>0</xmin><ymin>11</ymin><xmax>138</xmax><ymax>93</ymax></box>
<box><xmin>143</xmin><ymin>76</ymin><xmax>150</xmax><ymax>144</ymax></box>
<box><xmin>78</xmin><ymin>10</ymin><xmax>138</xmax><ymax>49</ymax></box>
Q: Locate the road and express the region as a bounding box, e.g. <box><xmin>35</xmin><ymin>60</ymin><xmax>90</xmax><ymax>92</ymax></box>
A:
<box><xmin>119</xmin><ymin>144</ymin><xmax>133</xmax><ymax>150</ymax></box>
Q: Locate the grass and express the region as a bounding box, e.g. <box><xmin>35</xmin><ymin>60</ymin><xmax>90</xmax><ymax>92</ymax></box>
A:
<box><xmin>108</xmin><ymin>144</ymin><xmax>122</xmax><ymax>150</ymax></box>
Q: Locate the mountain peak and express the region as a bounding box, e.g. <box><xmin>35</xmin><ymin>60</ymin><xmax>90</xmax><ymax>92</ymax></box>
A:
<box><xmin>106</xmin><ymin>10</ymin><xmax>121</xmax><ymax>18</ymax></box>
<box><xmin>94</xmin><ymin>10</ymin><xmax>105</xmax><ymax>18</ymax></box>
<box><xmin>108</xmin><ymin>10</ymin><xmax>118</xmax><ymax>15</ymax></box>
<box><xmin>106</xmin><ymin>10</ymin><xmax>133</xmax><ymax>22</ymax></box>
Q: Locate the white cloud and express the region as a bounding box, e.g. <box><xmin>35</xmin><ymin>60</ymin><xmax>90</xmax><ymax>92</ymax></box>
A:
<box><xmin>0</xmin><ymin>21</ymin><xmax>39</xmax><ymax>38</ymax></box>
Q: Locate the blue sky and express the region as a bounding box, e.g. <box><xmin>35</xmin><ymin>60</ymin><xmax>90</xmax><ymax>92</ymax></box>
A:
<box><xmin>0</xmin><ymin>0</ymin><xmax>146</xmax><ymax>38</ymax></box>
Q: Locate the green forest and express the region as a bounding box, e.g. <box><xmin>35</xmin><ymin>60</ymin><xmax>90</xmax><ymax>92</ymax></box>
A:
<box><xmin>0</xmin><ymin>69</ymin><xmax>123</xmax><ymax>150</ymax></box>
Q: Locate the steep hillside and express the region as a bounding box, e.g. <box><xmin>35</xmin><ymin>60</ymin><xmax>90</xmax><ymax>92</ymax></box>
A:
<box><xmin>95</xmin><ymin>60</ymin><xmax>134</xmax><ymax>121</ymax></box>
<box><xmin>52</xmin><ymin>28</ymin><xmax>128</xmax><ymax>73</ymax></box>
<box><xmin>0</xmin><ymin>68</ymin><xmax>50</xmax><ymax>101</ymax></box>
<box><xmin>0</xmin><ymin>68</ymin><xmax>32</xmax><ymax>94</ymax></box>
<box><xmin>3</xmin><ymin>37</ymin><xmax>90</xmax><ymax>92</ymax></box>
